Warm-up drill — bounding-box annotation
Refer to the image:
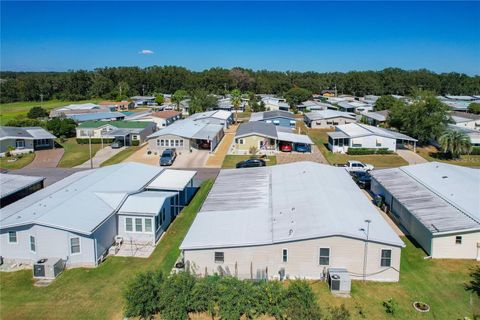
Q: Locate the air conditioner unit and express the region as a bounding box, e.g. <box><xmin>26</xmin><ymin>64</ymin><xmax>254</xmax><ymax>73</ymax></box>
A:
<box><xmin>328</xmin><ymin>268</ymin><xmax>351</xmax><ymax>294</ymax></box>
<box><xmin>33</xmin><ymin>258</ymin><xmax>65</xmax><ymax>279</ymax></box>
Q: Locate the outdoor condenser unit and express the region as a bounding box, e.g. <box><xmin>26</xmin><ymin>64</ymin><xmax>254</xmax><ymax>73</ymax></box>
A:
<box><xmin>328</xmin><ymin>268</ymin><xmax>351</xmax><ymax>294</ymax></box>
<box><xmin>33</xmin><ymin>258</ymin><xmax>65</xmax><ymax>279</ymax></box>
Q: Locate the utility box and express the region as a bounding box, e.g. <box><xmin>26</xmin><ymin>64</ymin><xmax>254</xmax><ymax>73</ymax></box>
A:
<box><xmin>33</xmin><ymin>258</ymin><xmax>65</xmax><ymax>279</ymax></box>
<box><xmin>328</xmin><ymin>268</ymin><xmax>351</xmax><ymax>294</ymax></box>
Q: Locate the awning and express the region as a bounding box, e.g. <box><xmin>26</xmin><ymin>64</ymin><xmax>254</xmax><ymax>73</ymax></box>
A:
<box><xmin>277</xmin><ymin>131</ymin><xmax>313</xmax><ymax>144</ymax></box>
<box><xmin>147</xmin><ymin>169</ymin><xmax>197</xmax><ymax>191</ymax></box>
<box><xmin>328</xmin><ymin>131</ymin><xmax>349</xmax><ymax>139</ymax></box>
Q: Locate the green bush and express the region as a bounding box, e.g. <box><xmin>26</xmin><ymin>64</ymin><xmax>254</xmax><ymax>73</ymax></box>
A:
<box><xmin>383</xmin><ymin>298</ymin><xmax>397</xmax><ymax>315</ymax></box>
<box><xmin>347</xmin><ymin>148</ymin><xmax>393</xmax><ymax>155</ymax></box>
<box><xmin>131</xmin><ymin>140</ymin><xmax>140</xmax><ymax>146</ymax></box>
<box><xmin>123</xmin><ymin>270</ymin><xmax>164</xmax><ymax>319</ymax></box>
<box><xmin>189</xmin><ymin>275</ymin><xmax>220</xmax><ymax>318</ymax></box>
<box><xmin>27</xmin><ymin>106</ymin><xmax>49</xmax><ymax>119</ymax></box>
<box><xmin>76</xmin><ymin>138</ymin><xmax>114</xmax><ymax>144</ymax></box>
<box><xmin>158</xmin><ymin>272</ymin><xmax>196</xmax><ymax>320</ymax></box>
<box><xmin>469</xmin><ymin>147</ymin><xmax>480</xmax><ymax>155</ymax></box>
<box><xmin>285</xmin><ymin>280</ymin><xmax>323</xmax><ymax>320</ymax></box>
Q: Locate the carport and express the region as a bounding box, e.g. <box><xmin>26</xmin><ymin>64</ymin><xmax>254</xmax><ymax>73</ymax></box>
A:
<box><xmin>103</xmin><ymin>129</ymin><xmax>131</xmax><ymax>146</ymax></box>
<box><xmin>192</xmin><ymin>124</ymin><xmax>224</xmax><ymax>152</ymax></box>
<box><xmin>276</xmin><ymin>131</ymin><xmax>314</xmax><ymax>153</ymax></box>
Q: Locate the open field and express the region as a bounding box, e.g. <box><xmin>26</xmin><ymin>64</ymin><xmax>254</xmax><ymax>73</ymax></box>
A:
<box><xmin>222</xmin><ymin>155</ymin><xmax>277</xmax><ymax>168</ymax></box>
<box><xmin>100</xmin><ymin>146</ymin><xmax>141</xmax><ymax>167</ymax></box>
<box><xmin>0</xmin><ymin>153</ymin><xmax>35</xmax><ymax>170</ymax></box>
<box><xmin>308</xmin><ymin>129</ymin><xmax>409</xmax><ymax>168</ymax></box>
<box><xmin>57</xmin><ymin>138</ymin><xmax>102</xmax><ymax>168</ymax></box>
<box><xmin>0</xmin><ymin>100</ymin><xmax>99</xmax><ymax>125</ymax></box>
<box><xmin>0</xmin><ymin>179</ymin><xmax>215</xmax><ymax>320</ymax></box>
<box><xmin>417</xmin><ymin>145</ymin><xmax>480</xmax><ymax>167</ymax></box>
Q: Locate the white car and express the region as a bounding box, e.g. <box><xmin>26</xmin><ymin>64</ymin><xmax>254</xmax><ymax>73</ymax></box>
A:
<box><xmin>344</xmin><ymin>160</ymin><xmax>374</xmax><ymax>173</ymax></box>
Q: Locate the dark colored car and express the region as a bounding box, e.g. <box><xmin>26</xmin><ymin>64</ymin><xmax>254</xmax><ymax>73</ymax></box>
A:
<box><xmin>295</xmin><ymin>143</ymin><xmax>310</xmax><ymax>153</ymax></box>
<box><xmin>279</xmin><ymin>142</ymin><xmax>292</xmax><ymax>152</ymax></box>
<box><xmin>198</xmin><ymin>140</ymin><xmax>211</xmax><ymax>150</ymax></box>
<box><xmin>235</xmin><ymin>158</ymin><xmax>266</xmax><ymax>168</ymax></box>
<box><xmin>111</xmin><ymin>140</ymin><xmax>124</xmax><ymax>149</ymax></box>
<box><xmin>352</xmin><ymin>171</ymin><xmax>372</xmax><ymax>189</ymax></box>
<box><xmin>159</xmin><ymin>149</ymin><xmax>177</xmax><ymax>166</ymax></box>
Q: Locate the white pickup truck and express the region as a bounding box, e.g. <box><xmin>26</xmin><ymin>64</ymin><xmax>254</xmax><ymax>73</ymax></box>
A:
<box><xmin>342</xmin><ymin>160</ymin><xmax>374</xmax><ymax>173</ymax></box>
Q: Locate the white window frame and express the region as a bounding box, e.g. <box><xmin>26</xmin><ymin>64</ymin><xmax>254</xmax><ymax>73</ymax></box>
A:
<box><xmin>144</xmin><ymin>218</ymin><xmax>153</xmax><ymax>233</ymax></box>
<box><xmin>135</xmin><ymin>218</ymin><xmax>143</xmax><ymax>232</ymax></box>
<box><xmin>282</xmin><ymin>248</ymin><xmax>288</xmax><ymax>263</ymax></box>
<box><xmin>380</xmin><ymin>249</ymin><xmax>392</xmax><ymax>267</ymax></box>
<box><xmin>8</xmin><ymin>231</ymin><xmax>17</xmax><ymax>243</ymax></box>
<box><xmin>15</xmin><ymin>140</ymin><xmax>25</xmax><ymax>148</ymax></box>
<box><xmin>319</xmin><ymin>247</ymin><xmax>330</xmax><ymax>266</ymax></box>
<box><xmin>125</xmin><ymin>217</ymin><xmax>133</xmax><ymax>232</ymax></box>
<box><xmin>70</xmin><ymin>237</ymin><xmax>81</xmax><ymax>255</ymax></box>
<box><xmin>30</xmin><ymin>235</ymin><xmax>36</xmax><ymax>253</ymax></box>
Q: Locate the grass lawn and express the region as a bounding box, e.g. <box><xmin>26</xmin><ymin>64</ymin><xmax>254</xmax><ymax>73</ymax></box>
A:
<box><xmin>0</xmin><ymin>99</ymin><xmax>100</xmax><ymax>125</ymax></box>
<box><xmin>57</xmin><ymin>138</ymin><xmax>102</xmax><ymax>168</ymax></box>
<box><xmin>0</xmin><ymin>152</ymin><xmax>35</xmax><ymax>170</ymax></box>
<box><xmin>100</xmin><ymin>146</ymin><xmax>141</xmax><ymax>167</ymax></box>
<box><xmin>311</xmin><ymin>236</ymin><xmax>480</xmax><ymax>319</ymax></box>
<box><xmin>308</xmin><ymin>129</ymin><xmax>408</xmax><ymax>168</ymax></box>
<box><xmin>222</xmin><ymin>155</ymin><xmax>277</xmax><ymax>168</ymax></box>
<box><xmin>417</xmin><ymin>145</ymin><xmax>480</xmax><ymax>168</ymax></box>
<box><xmin>0</xmin><ymin>179</ymin><xmax>215</xmax><ymax>320</ymax></box>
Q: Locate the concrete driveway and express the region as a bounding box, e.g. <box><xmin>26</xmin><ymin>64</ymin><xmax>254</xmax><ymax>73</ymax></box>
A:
<box><xmin>123</xmin><ymin>144</ymin><xmax>210</xmax><ymax>168</ymax></box>
<box><xmin>276</xmin><ymin>145</ymin><xmax>328</xmax><ymax>165</ymax></box>
<box><xmin>205</xmin><ymin>125</ymin><xmax>237</xmax><ymax>168</ymax></box>
<box><xmin>25</xmin><ymin>149</ymin><xmax>64</xmax><ymax>169</ymax></box>
<box><xmin>396</xmin><ymin>149</ymin><xmax>428</xmax><ymax>165</ymax></box>
<box><xmin>75</xmin><ymin>146</ymin><xmax>126</xmax><ymax>168</ymax></box>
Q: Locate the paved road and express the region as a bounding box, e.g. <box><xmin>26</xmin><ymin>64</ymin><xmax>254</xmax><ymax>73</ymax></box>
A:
<box><xmin>25</xmin><ymin>149</ymin><xmax>64</xmax><ymax>168</ymax></box>
<box><xmin>396</xmin><ymin>149</ymin><xmax>428</xmax><ymax>165</ymax></box>
<box><xmin>75</xmin><ymin>146</ymin><xmax>125</xmax><ymax>168</ymax></box>
<box><xmin>11</xmin><ymin>167</ymin><xmax>87</xmax><ymax>186</ymax></box>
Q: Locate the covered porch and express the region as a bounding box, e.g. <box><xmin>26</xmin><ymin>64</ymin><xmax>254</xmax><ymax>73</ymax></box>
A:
<box><xmin>327</xmin><ymin>131</ymin><xmax>350</xmax><ymax>153</ymax></box>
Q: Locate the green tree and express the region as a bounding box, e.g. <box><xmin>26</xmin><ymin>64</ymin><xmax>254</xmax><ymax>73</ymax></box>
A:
<box><xmin>438</xmin><ymin>130</ymin><xmax>472</xmax><ymax>159</ymax></box>
<box><xmin>374</xmin><ymin>95</ymin><xmax>404</xmax><ymax>111</ymax></box>
<box><xmin>27</xmin><ymin>106</ymin><xmax>49</xmax><ymax>119</ymax></box>
<box><xmin>45</xmin><ymin>118</ymin><xmax>76</xmax><ymax>138</ymax></box>
<box><xmin>465</xmin><ymin>266</ymin><xmax>480</xmax><ymax>298</ymax></box>
<box><xmin>189</xmin><ymin>90</ymin><xmax>217</xmax><ymax>114</ymax></box>
<box><xmin>285</xmin><ymin>280</ymin><xmax>322</xmax><ymax>320</ymax></box>
<box><xmin>189</xmin><ymin>275</ymin><xmax>220</xmax><ymax>318</ymax></box>
<box><xmin>155</xmin><ymin>95</ymin><xmax>164</xmax><ymax>105</ymax></box>
<box><xmin>158</xmin><ymin>272</ymin><xmax>196</xmax><ymax>320</ymax></box>
<box><xmin>468</xmin><ymin>102</ymin><xmax>480</xmax><ymax>115</ymax></box>
<box><xmin>123</xmin><ymin>271</ymin><xmax>164</xmax><ymax>319</ymax></box>
<box><xmin>6</xmin><ymin>118</ymin><xmax>43</xmax><ymax>127</ymax></box>
<box><xmin>231</xmin><ymin>89</ymin><xmax>242</xmax><ymax>123</ymax></box>
<box><xmin>284</xmin><ymin>87</ymin><xmax>312</xmax><ymax>108</ymax></box>
<box><xmin>172</xmin><ymin>89</ymin><xmax>188</xmax><ymax>111</ymax></box>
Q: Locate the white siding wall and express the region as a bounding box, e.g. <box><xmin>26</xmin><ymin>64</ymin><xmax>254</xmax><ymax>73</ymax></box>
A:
<box><xmin>309</xmin><ymin>117</ymin><xmax>355</xmax><ymax>129</ymax></box>
<box><xmin>431</xmin><ymin>232</ymin><xmax>480</xmax><ymax>260</ymax></box>
<box><xmin>91</xmin><ymin>214</ymin><xmax>117</xmax><ymax>261</ymax></box>
<box><xmin>117</xmin><ymin>214</ymin><xmax>156</xmax><ymax>245</ymax></box>
<box><xmin>184</xmin><ymin>236</ymin><xmax>401</xmax><ymax>282</ymax></box>
<box><xmin>147</xmin><ymin>134</ymin><xmax>191</xmax><ymax>155</ymax></box>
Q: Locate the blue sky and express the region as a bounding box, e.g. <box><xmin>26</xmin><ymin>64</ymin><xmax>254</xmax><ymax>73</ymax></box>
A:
<box><xmin>1</xmin><ymin>1</ymin><xmax>479</xmax><ymax>74</ymax></box>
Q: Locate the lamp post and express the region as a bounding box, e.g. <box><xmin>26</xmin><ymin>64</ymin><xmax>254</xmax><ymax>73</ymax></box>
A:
<box><xmin>88</xmin><ymin>132</ymin><xmax>93</xmax><ymax>169</ymax></box>
<box><xmin>360</xmin><ymin>219</ymin><xmax>372</xmax><ymax>282</ymax></box>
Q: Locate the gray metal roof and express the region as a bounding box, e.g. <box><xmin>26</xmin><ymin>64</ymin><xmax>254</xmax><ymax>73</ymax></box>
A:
<box><xmin>371</xmin><ymin>162</ymin><xmax>480</xmax><ymax>235</ymax></box>
<box><xmin>361</xmin><ymin>110</ymin><xmax>389</xmax><ymax>122</ymax></box>
<box><xmin>236</xmin><ymin>122</ymin><xmax>278</xmax><ymax>139</ymax></box>
<box><xmin>335</xmin><ymin>123</ymin><xmax>417</xmax><ymax>142</ymax></box>
<box><xmin>0</xmin><ymin>173</ymin><xmax>45</xmax><ymax>199</ymax></box>
<box><xmin>67</xmin><ymin>112</ymin><xmax>125</xmax><ymax>122</ymax></box>
<box><xmin>181</xmin><ymin>162</ymin><xmax>404</xmax><ymax>250</ymax></box>
<box><xmin>0</xmin><ymin>126</ymin><xmax>56</xmax><ymax>140</ymax></box>
<box><xmin>305</xmin><ymin>110</ymin><xmax>356</xmax><ymax>121</ymax></box>
<box><xmin>250</xmin><ymin>110</ymin><xmax>295</xmax><ymax>122</ymax></box>
<box><xmin>148</xmin><ymin>119</ymin><xmax>223</xmax><ymax>140</ymax></box>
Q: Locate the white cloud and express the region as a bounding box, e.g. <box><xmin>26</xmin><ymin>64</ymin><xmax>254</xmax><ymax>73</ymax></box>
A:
<box><xmin>139</xmin><ymin>49</ymin><xmax>154</xmax><ymax>55</ymax></box>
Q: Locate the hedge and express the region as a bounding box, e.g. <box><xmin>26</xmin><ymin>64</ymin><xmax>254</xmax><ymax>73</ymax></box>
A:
<box><xmin>469</xmin><ymin>146</ymin><xmax>480</xmax><ymax>155</ymax></box>
<box><xmin>347</xmin><ymin>148</ymin><xmax>393</xmax><ymax>155</ymax></box>
<box><xmin>131</xmin><ymin>140</ymin><xmax>140</xmax><ymax>146</ymax></box>
<box><xmin>76</xmin><ymin>138</ymin><xmax>115</xmax><ymax>144</ymax></box>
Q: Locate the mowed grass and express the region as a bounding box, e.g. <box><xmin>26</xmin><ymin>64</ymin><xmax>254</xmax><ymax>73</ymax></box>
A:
<box><xmin>417</xmin><ymin>145</ymin><xmax>480</xmax><ymax>168</ymax></box>
<box><xmin>57</xmin><ymin>138</ymin><xmax>102</xmax><ymax>168</ymax></box>
<box><xmin>308</xmin><ymin>129</ymin><xmax>409</xmax><ymax>168</ymax></box>
<box><xmin>100</xmin><ymin>146</ymin><xmax>141</xmax><ymax>167</ymax></box>
<box><xmin>311</xmin><ymin>237</ymin><xmax>480</xmax><ymax>319</ymax></box>
<box><xmin>0</xmin><ymin>153</ymin><xmax>35</xmax><ymax>170</ymax></box>
<box><xmin>0</xmin><ymin>179</ymin><xmax>215</xmax><ymax>320</ymax></box>
<box><xmin>0</xmin><ymin>100</ymin><xmax>100</xmax><ymax>125</ymax></box>
<box><xmin>222</xmin><ymin>155</ymin><xmax>277</xmax><ymax>168</ymax></box>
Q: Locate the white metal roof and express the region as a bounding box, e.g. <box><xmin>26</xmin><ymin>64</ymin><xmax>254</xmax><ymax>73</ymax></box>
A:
<box><xmin>181</xmin><ymin>162</ymin><xmax>404</xmax><ymax>250</ymax></box>
<box><xmin>305</xmin><ymin>110</ymin><xmax>356</xmax><ymax>121</ymax></box>
<box><xmin>147</xmin><ymin>118</ymin><xmax>224</xmax><ymax>140</ymax></box>
<box><xmin>118</xmin><ymin>191</ymin><xmax>176</xmax><ymax>214</ymax></box>
<box><xmin>277</xmin><ymin>131</ymin><xmax>313</xmax><ymax>144</ymax></box>
<box><xmin>371</xmin><ymin>162</ymin><xmax>480</xmax><ymax>234</ymax></box>
<box><xmin>335</xmin><ymin>123</ymin><xmax>417</xmax><ymax>142</ymax></box>
<box><xmin>0</xmin><ymin>174</ymin><xmax>45</xmax><ymax>199</ymax></box>
<box><xmin>147</xmin><ymin>169</ymin><xmax>196</xmax><ymax>191</ymax></box>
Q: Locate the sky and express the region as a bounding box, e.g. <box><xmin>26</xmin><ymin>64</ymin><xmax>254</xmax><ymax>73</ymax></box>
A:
<box><xmin>1</xmin><ymin>1</ymin><xmax>479</xmax><ymax>74</ymax></box>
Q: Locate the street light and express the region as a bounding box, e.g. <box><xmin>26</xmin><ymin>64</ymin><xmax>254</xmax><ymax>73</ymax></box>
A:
<box><xmin>360</xmin><ymin>219</ymin><xmax>372</xmax><ymax>282</ymax></box>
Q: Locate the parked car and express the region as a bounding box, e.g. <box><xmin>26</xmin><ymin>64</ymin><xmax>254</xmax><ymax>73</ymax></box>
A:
<box><xmin>279</xmin><ymin>142</ymin><xmax>292</xmax><ymax>152</ymax></box>
<box><xmin>351</xmin><ymin>171</ymin><xmax>372</xmax><ymax>189</ymax></box>
<box><xmin>342</xmin><ymin>160</ymin><xmax>374</xmax><ymax>173</ymax></box>
<box><xmin>295</xmin><ymin>143</ymin><xmax>310</xmax><ymax>153</ymax></box>
<box><xmin>198</xmin><ymin>140</ymin><xmax>211</xmax><ymax>150</ymax></box>
<box><xmin>111</xmin><ymin>140</ymin><xmax>124</xmax><ymax>149</ymax></box>
<box><xmin>236</xmin><ymin>158</ymin><xmax>266</xmax><ymax>168</ymax></box>
<box><xmin>159</xmin><ymin>149</ymin><xmax>177</xmax><ymax>166</ymax></box>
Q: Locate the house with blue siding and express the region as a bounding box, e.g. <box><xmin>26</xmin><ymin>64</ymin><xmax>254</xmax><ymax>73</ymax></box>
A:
<box><xmin>250</xmin><ymin>110</ymin><xmax>296</xmax><ymax>128</ymax></box>
<box><xmin>0</xmin><ymin>163</ymin><xmax>197</xmax><ymax>268</ymax></box>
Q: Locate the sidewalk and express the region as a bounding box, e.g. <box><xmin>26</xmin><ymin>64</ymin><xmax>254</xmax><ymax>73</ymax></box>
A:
<box><xmin>75</xmin><ymin>146</ymin><xmax>125</xmax><ymax>168</ymax></box>
<box><xmin>396</xmin><ymin>149</ymin><xmax>428</xmax><ymax>165</ymax></box>
<box><xmin>205</xmin><ymin>124</ymin><xmax>238</xmax><ymax>168</ymax></box>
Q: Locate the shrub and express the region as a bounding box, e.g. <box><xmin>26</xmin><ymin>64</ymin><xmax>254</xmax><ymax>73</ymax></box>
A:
<box><xmin>123</xmin><ymin>270</ymin><xmax>164</xmax><ymax>319</ymax></box>
<box><xmin>132</xmin><ymin>140</ymin><xmax>140</xmax><ymax>146</ymax></box>
<box><xmin>217</xmin><ymin>277</ymin><xmax>259</xmax><ymax>320</ymax></box>
<box><xmin>27</xmin><ymin>106</ymin><xmax>48</xmax><ymax>119</ymax></box>
<box><xmin>347</xmin><ymin>148</ymin><xmax>393</xmax><ymax>155</ymax></box>
<box><xmin>383</xmin><ymin>298</ymin><xmax>397</xmax><ymax>315</ymax></box>
<box><xmin>76</xmin><ymin>138</ymin><xmax>114</xmax><ymax>144</ymax></box>
<box><xmin>45</xmin><ymin>118</ymin><xmax>76</xmax><ymax>138</ymax></box>
<box><xmin>469</xmin><ymin>147</ymin><xmax>480</xmax><ymax>155</ymax></box>
<box><xmin>328</xmin><ymin>304</ymin><xmax>350</xmax><ymax>320</ymax></box>
<box><xmin>285</xmin><ymin>280</ymin><xmax>323</xmax><ymax>320</ymax></box>
<box><xmin>6</xmin><ymin>118</ymin><xmax>43</xmax><ymax>127</ymax></box>
<box><xmin>258</xmin><ymin>280</ymin><xmax>287</xmax><ymax>318</ymax></box>
<box><xmin>189</xmin><ymin>275</ymin><xmax>220</xmax><ymax>317</ymax></box>
<box><xmin>158</xmin><ymin>272</ymin><xmax>196</xmax><ymax>320</ymax></box>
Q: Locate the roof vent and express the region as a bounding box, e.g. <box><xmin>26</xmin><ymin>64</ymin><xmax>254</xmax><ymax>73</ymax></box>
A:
<box><xmin>291</xmin><ymin>207</ymin><xmax>295</xmax><ymax>211</ymax></box>
<box><xmin>289</xmin><ymin>229</ymin><xmax>293</xmax><ymax>236</ymax></box>
<box><xmin>17</xmin><ymin>215</ymin><xmax>21</xmax><ymax>219</ymax></box>
<box><xmin>442</xmin><ymin>176</ymin><xmax>448</xmax><ymax>179</ymax></box>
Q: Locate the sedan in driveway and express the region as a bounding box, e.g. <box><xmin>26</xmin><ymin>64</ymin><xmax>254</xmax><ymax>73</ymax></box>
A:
<box><xmin>159</xmin><ymin>149</ymin><xmax>177</xmax><ymax>166</ymax></box>
<box><xmin>351</xmin><ymin>171</ymin><xmax>372</xmax><ymax>189</ymax></box>
<box><xmin>279</xmin><ymin>142</ymin><xmax>292</xmax><ymax>152</ymax></box>
<box><xmin>236</xmin><ymin>158</ymin><xmax>266</xmax><ymax>168</ymax></box>
<box><xmin>111</xmin><ymin>140</ymin><xmax>124</xmax><ymax>149</ymax></box>
<box><xmin>295</xmin><ymin>143</ymin><xmax>310</xmax><ymax>153</ymax></box>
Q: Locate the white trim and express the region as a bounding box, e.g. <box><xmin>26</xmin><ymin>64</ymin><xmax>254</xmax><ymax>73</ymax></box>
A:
<box><xmin>8</xmin><ymin>231</ymin><xmax>17</xmax><ymax>244</ymax></box>
<box><xmin>125</xmin><ymin>217</ymin><xmax>133</xmax><ymax>232</ymax></box>
<box><xmin>70</xmin><ymin>237</ymin><xmax>81</xmax><ymax>255</ymax></box>
<box><xmin>319</xmin><ymin>247</ymin><xmax>330</xmax><ymax>266</ymax></box>
<box><xmin>29</xmin><ymin>235</ymin><xmax>36</xmax><ymax>253</ymax></box>
<box><xmin>380</xmin><ymin>248</ymin><xmax>392</xmax><ymax>267</ymax></box>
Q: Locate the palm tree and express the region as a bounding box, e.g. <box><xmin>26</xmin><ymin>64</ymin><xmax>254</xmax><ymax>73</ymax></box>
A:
<box><xmin>172</xmin><ymin>89</ymin><xmax>187</xmax><ymax>112</ymax></box>
<box><xmin>438</xmin><ymin>130</ymin><xmax>472</xmax><ymax>159</ymax></box>
<box><xmin>231</xmin><ymin>89</ymin><xmax>242</xmax><ymax>124</ymax></box>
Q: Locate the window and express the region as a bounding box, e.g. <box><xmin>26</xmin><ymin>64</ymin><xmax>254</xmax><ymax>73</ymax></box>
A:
<box><xmin>145</xmin><ymin>218</ymin><xmax>152</xmax><ymax>232</ymax></box>
<box><xmin>30</xmin><ymin>236</ymin><xmax>36</xmax><ymax>253</ymax></box>
<box><xmin>15</xmin><ymin>139</ymin><xmax>25</xmax><ymax>148</ymax></box>
<box><xmin>135</xmin><ymin>218</ymin><xmax>143</xmax><ymax>232</ymax></box>
<box><xmin>214</xmin><ymin>252</ymin><xmax>224</xmax><ymax>263</ymax></box>
<box><xmin>125</xmin><ymin>218</ymin><xmax>133</xmax><ymax>232</ymax></box>
<box><xmin>165</xmin><ymin>140</ymin><xmax>169</xmax><ymax>147</ymax></box>
<box><xmin>239</xmin><ymin>139</ymin><xmax>244</xmax><ymax>145</ymax></box>
<box><xmin>282</xmin><ymin>249</ymin><xmax>288</xmax><ymax>262</ymax></box>
<box><xmin>179</xmin><ymin>140</ymin><xmax>184</xmax><ymax>147</ymax></box>
<box><xmin>155</xmin><ymin>215</ymin><xmax>160</xmax><ymax>230</ymax></box>
<box><xmin>70</xmin><ymin>237</ymin><xmax>80</xmax><ymax>254</ymax></box>
<box><xmin>170</xmin><ymin>140</ymin><xmax>175</xmax><ymax>147</ymax></box>
<box><xmin>319</xmin><ymin>248</ymin><xmax>330</xmax><ymax>265</ymax></box>
<box><xmin>381</xmin><ymin>249</ymin><xmax>392</xmax><ymax>267</ymax></box>
<box><xmin>175</xmin><ymin>140</ymin><xmax>180</xmax><ymax>147</ymax></box>
<box><xmin>8</xmin><ymin>231</ymin><xmax>17</xmax><ymax>243</ymax></box>
<box><xmin>456</xmin><ymin>236</ymin><xmax>462</xmax><ymax>244</ymax></box>
<box><xmin>160</xmin><ymin>139</ymin><xmax>165</xmax><ymax>147</ymax></box>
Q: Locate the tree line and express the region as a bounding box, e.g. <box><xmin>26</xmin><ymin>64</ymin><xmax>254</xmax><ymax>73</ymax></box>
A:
<box><xmin>1</xmin><ymin>67</ymin><xmax>479</xmax><ymax>103</ymax></box>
